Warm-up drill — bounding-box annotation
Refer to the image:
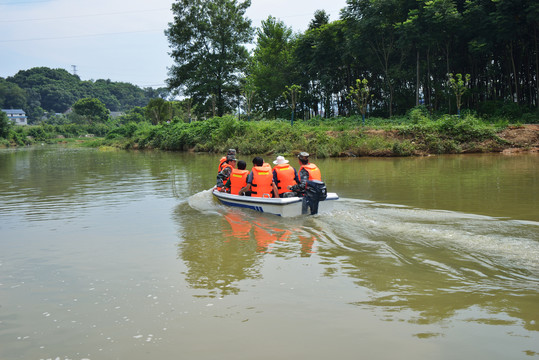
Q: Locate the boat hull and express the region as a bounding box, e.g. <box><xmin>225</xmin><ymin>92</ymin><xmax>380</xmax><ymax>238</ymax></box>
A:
<box><xmin>212</xmin><ymin>189</ymin><xmax>339</xmax><ymax>217</ymax></box>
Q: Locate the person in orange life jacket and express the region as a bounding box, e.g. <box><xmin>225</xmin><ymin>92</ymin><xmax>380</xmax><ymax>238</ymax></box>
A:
<box><xmin>217</xmin><ymin>148</ymin><xmax>236</xmax><ymax>173</ymax></box>
<box><xmin>216</xmin><ymin>155</ymin><xmax>236</xmax><ymax>191</ymax></box>
<box><xmin>239</xmin><ymin>156</ymin><xmax>278</xmax><ymax>198</ymax></box>
<box><xmin>224</xmin><ymin>160</ymin><xmax>249</xmax><ymax>195</ymax></box>
<box><xmin>288</xmin><ymin>152</ymin><xmax>321</xmax><ymax>194</ymax></box>
<box><xmin>272</xmin><ymin>155</ymin><xmax>299</xmax><ymax>198</ymax></box>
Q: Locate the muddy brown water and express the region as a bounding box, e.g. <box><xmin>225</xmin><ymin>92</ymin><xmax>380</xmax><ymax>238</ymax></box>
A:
<box><xmin>1</xmin><ymin>147</ymin><xmax>537</xmax><ymax>360</ymax></box>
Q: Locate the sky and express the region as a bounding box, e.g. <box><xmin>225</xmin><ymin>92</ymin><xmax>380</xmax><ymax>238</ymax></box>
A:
<box><xmin>0</xmin><ymin>0</ymin><xmax>348</xmax><ymax>88</ymax></box>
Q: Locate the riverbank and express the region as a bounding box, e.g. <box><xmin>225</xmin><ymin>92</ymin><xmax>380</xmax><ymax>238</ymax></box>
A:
<box><xmin>98</xmin><ymin>116</ymin><xmax>538</xmax><ymax>157</ymax></box>
<box><xmin>356</xmin><ymin>124</ymin><xmax>539</xmax><ymax>156</ymax></box>
<box><xmin>496</xmin><ymin>124</ymin><xmax>539</xmax><ymax>154</ymax></box>
<box><xmin>2</xmin><ymin>115</ymin><xmax>538</xmax><ymax>157</ymax></box>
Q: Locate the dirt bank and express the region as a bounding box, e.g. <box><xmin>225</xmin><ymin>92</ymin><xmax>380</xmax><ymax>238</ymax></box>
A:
<box><xmin>359</xmin><ymin>124</ymin><xmax>539</xmax><ymax>156</ymax></box>
<box><xmin>497</xmin><ymin>124</ymin><xmax>539</xmax><ymax>154</ymax></box>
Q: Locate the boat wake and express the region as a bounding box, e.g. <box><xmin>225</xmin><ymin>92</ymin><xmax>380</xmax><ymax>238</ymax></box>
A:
<box><xmin>187</xmin><ymin>188</ymin><xmax>219</xmax><ymax>214</ymax></box>
<box><xmin>185</xmin><ymin>190</ymin><xmax>539</xmax><ymax>276</ymax></box>
<box><xmin>318</xmin><ymin>198</ymin><xmax>539</xmax><ymax>276</ymax></box>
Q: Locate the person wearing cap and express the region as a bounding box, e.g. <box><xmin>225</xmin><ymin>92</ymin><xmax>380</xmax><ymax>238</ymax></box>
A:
<box><xmin>272</xmin><ymin>155</ymin><xmax>299</xmax><ymax>198</ymax></box>
<box><xmin>217</xmin><ymin>149</ymin><xmax>236</xmax><ymax>173</ymax></box>
<box><xmin>216</xmin><ymin>154</ymin><xmax>237</xmax><ymax>191</ymax></box>
<box><xmin>289</xmin><ymin>151</ymin><xmax>322</xmax><ymax>194</ymax></box>
<box><xmin>239</xmin><ymin>156</ymin><xmax>278</xmax><ymax>198</ymax></box>
<box><xmin>225</xmin><ymin>160</ymin><xmax>249</xmax><ymax>195</ymax></box>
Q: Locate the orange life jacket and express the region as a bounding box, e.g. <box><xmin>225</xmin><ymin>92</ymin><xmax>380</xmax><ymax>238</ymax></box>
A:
<box><xmin>216</xmin><ymin>163</ymin><xmax>234</xmax><ymax>192</ymax></box>
<box><xmin>250</xmin><ymin>164</ymin><xmax>273</xmax><ymax>197</ymax></box>
<box><xmin>217</xmin><ymin>156</ymin><xmax>227</xmax><ymax>173</ymax></box>
<box><xmin>273</xmin><ymin>164</ymin><xmax>297</xmax><ymax>194</ymax></box>
<box><xmin>229</xmin><ymin>169</ymin><xmax>249</xmax><ymax>195</ymax></box>
<box><xmin>300</xmin><ymin>163</ymin><xmax>321</xmax><ymax>181</ymax></box>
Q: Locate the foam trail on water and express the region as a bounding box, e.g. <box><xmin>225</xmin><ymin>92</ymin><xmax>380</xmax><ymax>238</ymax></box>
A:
<box><xmin>318</xmin><ymin>198</ymin><xmax>539</xmax><ymax>275</ymax></box>
<box><xmin>187</xmin><ymin>188</ymin><xmax>220</xmax><ymax>214</ymax></box>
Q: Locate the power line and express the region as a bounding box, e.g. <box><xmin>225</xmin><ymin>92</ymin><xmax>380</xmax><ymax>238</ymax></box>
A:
<box><xmin>0</xmin><ymin>8</ymin><xmax>170</xmax><ymax>23</ymax></box>
<box><xmin>0</xmin><ymin>28</ymin><xmax>165</xmax><ymax>43</ymax></box>
<box><xmin>0</xmin><ymin>0</ymin><xmax>50</xmax><ymax>5</ymax></box>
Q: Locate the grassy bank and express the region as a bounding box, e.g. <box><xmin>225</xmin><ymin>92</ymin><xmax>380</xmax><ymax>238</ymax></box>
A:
<box><xmin>2</xmin><ymin>109</ymin><xmax>537</xmax><ymax>157</ymax></box>
<box><xmin>97</xmin><ymin>110</ymin><xmax>513</xmax><ymax>157</ymax></box>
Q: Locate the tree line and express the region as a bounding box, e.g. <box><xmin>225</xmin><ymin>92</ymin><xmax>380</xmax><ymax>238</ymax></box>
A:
<box><xmin>0</xmin><ymin>67</ymin><xmax>168</xmax><ymax>123</ymax></box>
<box><xmin>166</xmin><ymin>0</ymin><xmax>539</xmax><ymax>121</ymax></box>
<box><xmin>1</xmin><ymin>0</ymin><xmax>537</xmax><ymax>125</ymax></box>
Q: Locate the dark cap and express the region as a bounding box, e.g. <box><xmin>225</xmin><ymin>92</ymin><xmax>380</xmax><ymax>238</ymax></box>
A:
<box><xmin>226</xmin><ymin>155</ymin><xmax>237</xmax><ymax>161</ymax></box>
<box><xmin>227</xmin><ymin>149</ymin><xmax>236</xmax><ymax>155</ymax></box>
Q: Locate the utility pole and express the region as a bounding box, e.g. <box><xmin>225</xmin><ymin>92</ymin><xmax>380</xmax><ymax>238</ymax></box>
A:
<box><xmin>71</xmin><ymin>65</ymin><xmax>77</xmax><ymax>76</ymax></box>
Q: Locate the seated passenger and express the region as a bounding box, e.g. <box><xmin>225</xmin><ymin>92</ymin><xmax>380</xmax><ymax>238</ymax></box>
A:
<box><xmin>225</xmin><ymin>160</ymin><xmax>249</xmax><ymax>195</ymax></box>
<box><xmin>272</xmin><ymin>155</ymin><xmax>299</xmax><ymax>198</ymax></box>
<box><xmin>217</xmin><ymin>148</ymin><xmax>236</xmax><ymax>173</ymax></box>
<box><xmin>216</xmin><ymin>155</ymin><xmax>236</xmax><ymax>191</ymax></box>
<box><xmin>239</xmin><ymin>156</ymin><xmax>278</xmax><ymax>198</ymax></box>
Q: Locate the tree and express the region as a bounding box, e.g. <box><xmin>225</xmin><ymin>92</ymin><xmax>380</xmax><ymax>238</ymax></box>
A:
<box><xmin>249</xmin><ymin>16</ymin><xmax>294</xmax><ymax>118</ymax></box>
<box><xmin>0</xmin><ymin>111</ymin><xmax>12</xmax><ymax>139</ymax></box>
<box><xmin>0</xmin><ymin>79</ymin><xmax>27</xmax><ymax>109</ymax></box>
<box><xmin>145</xmin><ymin>98</ymin><xmax>172</xmax><ymax>125</ymax></box>
<box><xmin>72</xmin><ymin>98</ymin><xmax>110</xmax><ymax>124</ymax></box>
<box><xmin>242</xmin><ymin>76</ymin><xmax>256</xmax><ymax>121</ymax></box>
<box><xmin>448</xmin><ymin>73</ymin><xmax>470</xmax><ymax>117</ymax></box>
<box><xmin>294</xmin><ymin>20</ymin><xmax>348</xmax><ymax>118</ymax></box>
<box><xmin>348</xmin><ymin>78</ymin><xmax>372</xmax><ymax>124</ymax></box>
<box><xmin>165</xmin><ymin>0</ymin><xmax>254</xmax><ymax>117</ymax></box>
<box><xmin>344</xmin><ymin>0</ymin><xmax>405</xmax><ymax>117</ymax></box>
<box><xmin>283</xmin><ymin>85</ymin><xmax>301</xmax><ymax>125</ymax></box>
<box><xmin>309</xmin><ymin>10</ymin><xmax>329</xmax><ymax>30</ymax></box>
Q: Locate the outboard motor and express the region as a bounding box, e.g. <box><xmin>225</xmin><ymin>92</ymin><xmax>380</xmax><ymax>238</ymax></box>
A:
<box><xmin>303</xmin><ymin>180</ymin><xmax>327</xmax><ymax>215</ymax></box>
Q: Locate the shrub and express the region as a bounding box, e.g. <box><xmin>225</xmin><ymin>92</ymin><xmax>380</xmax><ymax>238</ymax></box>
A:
<box><xmin>0</xmin><ymin>111</ymin><xmax>12</xmax><ymax>138</ymax></box>
<box><xmin>392</xmin><ymin>140</ymin><xmax>415</xmax><ymax>156</ymax></box>
<box><xmin>27</xmin><ymin>126</ymin><xmax>49</xmax><ymax>141</ymax></box>
<box><xmin>407</xmin><ymin>106</ymin><xmax>430</xmax><ymax>124</ymax></box>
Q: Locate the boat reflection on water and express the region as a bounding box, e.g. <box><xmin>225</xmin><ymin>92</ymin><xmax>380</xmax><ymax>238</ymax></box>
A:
<box><xmin>174</xmin><ymin>198</ymin><xmax>319</xmax><ymax>298</ymax></box>
<box><xmin>222</xmin><ymin>211</ymin><xmax>315</xmax><ymax>255</ymax></box>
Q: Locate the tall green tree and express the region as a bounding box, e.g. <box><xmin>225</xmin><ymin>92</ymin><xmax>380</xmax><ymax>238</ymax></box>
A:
<box><xmin>348</xmin><ymin>78</ymin><xmax>372</xmax><ymax>124</ymax></box>
<box><xmin>344</xmin><ymin>0</ymin><xmax>406</xmax><ymax>117</ymax></box>
<box><xmin>294</xmin><ymin>19</ymin><xmax>348</xmax><ymax>118</ymax></box>
<box><xmin>249</xmin><ymin>16</ymin><xmax>294</xmax><ymax>118</ymax></box>
<box><xmin>0</xmin><ymin>79</ymin><xmax>27</xmax><ymax>109</ymax></box>
<box><xmin>166</xmin><ymin>0</ymin><xmax>254</xmax><ymax>117</ymax></box>
<box><xmin>448</xmin><ymin>73</ymin><xmax>471</xmax><ymax>116</ymax></box>
<box><xmin>283</xmin><ymin>84</ymin><xmax>301</xmax><ymax>125</ymax></box>
<box><xmin>72</xmin><ymin>98</ymin><xmax>110</xmax><ymax>124</ymax></box>
<box><xmin>145</xmin><ymin>98</ymin><xmax>172</xmax><ymax>125</ymax></box>
<box><xmin>0</xmin><ymin>111</ymin><xmax>12</xmax><ymax>139</ymax></box>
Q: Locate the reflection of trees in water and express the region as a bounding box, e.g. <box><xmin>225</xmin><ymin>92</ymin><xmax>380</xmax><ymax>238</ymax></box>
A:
<box><xmin>0</xmin><ymin>149</ymin><xmax>216</xmax><ymax>206</ymax></box>
<box><xmin>173</xmin><ymin>204</ymin><xmax>319</xmax><ymax>298</ymax></box>
<box><xmin>314</xmin><ymin>210</ymin><xmax>539</xmax><ymax>332</ymax></box>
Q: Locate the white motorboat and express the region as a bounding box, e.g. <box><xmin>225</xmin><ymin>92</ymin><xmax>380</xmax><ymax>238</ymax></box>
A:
<box><xmin>212</xmin><ymin>188</ymin><xmax>339</xmax><ymax>217</ymax></box>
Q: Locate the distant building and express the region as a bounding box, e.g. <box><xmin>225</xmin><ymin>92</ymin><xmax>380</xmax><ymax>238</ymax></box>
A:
<box><xmin>1</xmin><ymin>109</ymin><xmax>28</xmax><ymax>126</ymax></box>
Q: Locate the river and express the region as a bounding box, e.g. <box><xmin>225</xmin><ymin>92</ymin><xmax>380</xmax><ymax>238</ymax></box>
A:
<box><xmin>0</xmin><ymin>147</ymin><xmax>537</xmax><ymax>360</ymax></box>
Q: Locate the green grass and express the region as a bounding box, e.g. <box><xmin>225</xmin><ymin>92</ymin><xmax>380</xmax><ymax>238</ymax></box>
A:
<box><xmin>0</xmin><ymin>112</ymin><xmax>516</xmax><ymax>156</ymax></box>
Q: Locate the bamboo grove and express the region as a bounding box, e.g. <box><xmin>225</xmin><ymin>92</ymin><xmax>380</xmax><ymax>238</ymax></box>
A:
<box><xmin>166</xmin><ymin>0</ymin><xmax>539</xmax><ymax>120</ymax></box>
